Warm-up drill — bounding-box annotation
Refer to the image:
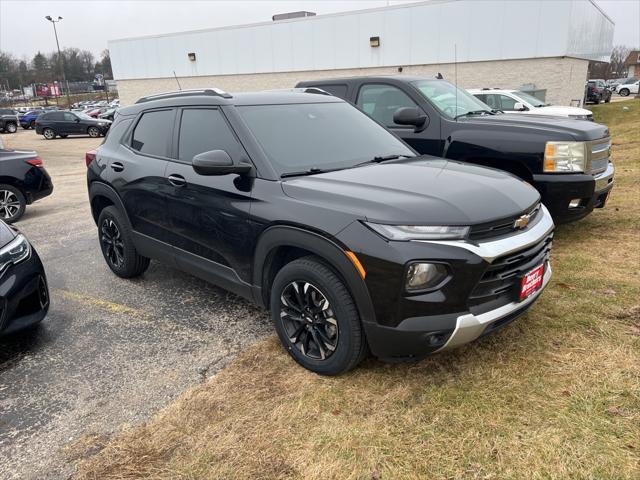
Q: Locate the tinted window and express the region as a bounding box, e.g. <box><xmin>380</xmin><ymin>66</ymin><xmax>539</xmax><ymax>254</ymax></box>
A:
<box><xmin>481</xmin><ymin>94</ymin><xmax>500</xmax><ymax>110</ymax></box>
<box><xmin>238</xmin><ymin>102</ymin><xmax>414</xmax><ymax>175</ymax></box>
<box><xmin>131</xmin><ymin>109</ymin><xmax>173</xmax><ymax>157</ymax></box>
<box><xmin>0</xmin><ymin>109</ymin><xmax>14</xmax><ymax>115</ymax></box>
<box><xmin>46</xmin><ymin>112</ymin><xmax>64</xmax><ymax>120</ymax></box>
<box><xmin>63</xmin><ymin>112</ymin><xmax>77</xmax><ymax>121</ymax></box>
<box><xmin>178</xmin><ymin>108</ymin><xmax>243</xmax><ymax>162</ymax></box>
<box><xmin>357</xmin><ymin>84</ymin><xmax>420</xmax><ymax>127</ymax></box>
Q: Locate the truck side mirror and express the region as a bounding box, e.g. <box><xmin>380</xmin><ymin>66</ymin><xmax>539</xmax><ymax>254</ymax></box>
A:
<box><xmin>513</xmin><ymin>102</ymin><xmax>528</xmax><ymax>112</ymax></box>
<box><xmin>393</xmin><ymin>107</ymin><xmax>428</xmax><ymax>132</ymax></box>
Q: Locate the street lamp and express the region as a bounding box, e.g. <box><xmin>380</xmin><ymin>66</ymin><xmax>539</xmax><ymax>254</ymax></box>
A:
<box><xmin>44</xmin><ymin>15</ymin><xmax>72</xmax><ymax>107</ymax></box>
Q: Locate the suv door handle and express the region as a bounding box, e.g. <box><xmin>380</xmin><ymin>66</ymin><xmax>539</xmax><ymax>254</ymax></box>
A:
<box><xmin>167</xmin><ymin>174</ymin><xmax>186</xmax><ymax>187</ymax></box>
<box><xmin>110</xmin><ymin>162</ymin><xmax>124</xmax><ymax>172</ymax></box>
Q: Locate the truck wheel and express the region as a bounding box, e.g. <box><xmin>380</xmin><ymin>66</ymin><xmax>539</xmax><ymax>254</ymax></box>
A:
<box><xmin>98</xmin><ymin>206</ymin><xmax>150</xmax><ymax>278</ymax></box>
<box><xmin>4</xmin><ymin>122</ymin><xmax>17</xmax><ymax>134</ymax></box>
<box><xmin>270</xmin><ymin>256</ymin><xmax>367</xmax><ymax>375</ymax></box>
<box><xmin>0</xmin><ymin>184</ymin><xmax>26</xmax><ymax>223</ymax></box>
<box><xmin>619</xmin><ymin>88</ymin><xmax>630</xmax><ymax>97</ymax></box>
<box><xmin>43</xmin><ymin>128</ymin><xmax>56</xmax><ymax>140</ymax></box>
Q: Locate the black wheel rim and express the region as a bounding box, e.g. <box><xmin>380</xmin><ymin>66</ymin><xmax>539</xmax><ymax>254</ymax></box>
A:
<box><xmin>280</xmin><ymin>281</ymin><xmax>338</xmax><ymax>360</ymax></box>
<box><xmin>100</xmin><ymin>218</ymin><xmax>125</xmax><ymax>268</ymax></box>
<box><xmin>0</xmin><ymin>190</ymin><xmax>21</xmax><ymax>219</ymax></box>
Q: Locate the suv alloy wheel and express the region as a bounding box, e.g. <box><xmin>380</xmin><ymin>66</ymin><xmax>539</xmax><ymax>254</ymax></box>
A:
<box><xmin>0</xmin><ymin>184</ymin><xmax>26</xmax><ymax>223</ymax></box>
<box><xmin>4</xmin><ymin>122</ymin><xmax>17</xmax><ymax>134</ymax></box>
<box><xmin>43</xmin><ymin>128</ymin><xmax>56</xmax><ymax>140</ymax></box>
<box><xmin>270</xmin><ymin>256</ymin><xmax>367</xmax><ymax>375</ymax></box>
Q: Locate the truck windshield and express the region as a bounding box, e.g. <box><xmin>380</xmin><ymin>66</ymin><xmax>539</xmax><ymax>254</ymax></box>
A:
<box><xmin>411</xmin><ymin>80</ymin><xmax>492</xmax><ymax>119</ymax></box>
<box><xmin>238</xmin><ymin>101</ymin><xmax>415</xmax><ymax>176</ymax></box>
<box><xmin>515</xmin><ymin>91</ymin><xmax>546</xmax><ymax>107</ymax></box>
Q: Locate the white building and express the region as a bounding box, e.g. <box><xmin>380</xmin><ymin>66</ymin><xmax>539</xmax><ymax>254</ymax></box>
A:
<box><xmin>109</xmin><ymin>0</ymin><xmax>614</xmax><ymax>106</ymax></box>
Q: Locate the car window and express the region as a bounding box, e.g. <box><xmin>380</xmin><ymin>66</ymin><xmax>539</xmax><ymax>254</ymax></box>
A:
<box><xmin>177</xmin><ymin>108</ymin><xmax>244</xmax><ymax>162</ymax></box>
<box><xmin>0</xmin><ymin>109</ymin><xmax>13</xmax><ymax>115</ymax></box>
<box><xmin>47</xmin><ymin>112</ymin><xmax>64</xmax><ymax>120</ymax></box>
<box><xmin>63</xmin><ymin>112</ymin><xmax>77</xmax><ymax>121</ymax></box>
<box><xmin>356</xmin><ymin>84</ymin><xmax>420</xmax><ymax>127</ymax></box>
<box><xmin>481</xmin><ymin>94</ymin><xmax>500</xmax><ymax>110</ymax></box>
<box><xmin>131</xmin><ymin>109</ymin><xmax>173</xmax><ymax>157</ymax></box>
<box><xmin>497</xmin><ymin>95</ymin><xmax>517</xmax><ymax>111</ymax></box>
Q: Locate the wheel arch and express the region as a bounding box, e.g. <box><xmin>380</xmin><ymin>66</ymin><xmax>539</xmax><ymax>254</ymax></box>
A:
<box><xmin>89</xmin><ymin>181</ymin><xmax>132</xmax><ymax>228</ymax></box>
<box><xmin>252</xmin><ymin>225</ymin><xmax>377</xmax><ymax>326</ymax></box>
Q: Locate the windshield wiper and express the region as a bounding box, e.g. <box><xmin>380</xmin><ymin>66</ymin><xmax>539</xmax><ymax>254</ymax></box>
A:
<box><xmin>352</xmin><ymin>154</ymin><xmax>414</xmax><ymax>168</ymax></box>
<box><xmin>281</xmin><ymin>167</ymin><xmax>341</xmax><ymax>178</ymax></box>
<box><xmin>454</xmin><ymin>110</ymin><xmax>494</xmax><ymax>119</ymax></box>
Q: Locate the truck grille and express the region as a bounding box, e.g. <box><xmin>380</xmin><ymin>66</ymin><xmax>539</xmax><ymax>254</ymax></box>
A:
<box><xmin>588</xmin><ymin>137</ymin><xmax>611</xmax><ymax>175</ymax></box>
<box><xmin>468</xmin><ymin>233</ymin><xmax>553</xmax><ymax>314</ymax></box>
<box><xmin>469</xmin><ymin>203</ymin><xmax>541</xmax><ymax>241</ymax></box>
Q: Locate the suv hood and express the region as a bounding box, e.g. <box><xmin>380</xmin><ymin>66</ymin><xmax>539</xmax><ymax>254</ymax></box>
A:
<box><xmin>282</xmin><ymin>158</ymin><xmax>540</xmax><ymax>225</ymax></box>
<box><xmin>460</xmin><ymin>113</ymin><xmax>608</xmax><ymax>141</ymax></box>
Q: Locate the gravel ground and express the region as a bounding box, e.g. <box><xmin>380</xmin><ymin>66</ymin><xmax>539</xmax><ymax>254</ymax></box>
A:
<box><xmin>0</xmin><ymin>129</ymin><xmax>272</xmax><ymax>479</ymax></box>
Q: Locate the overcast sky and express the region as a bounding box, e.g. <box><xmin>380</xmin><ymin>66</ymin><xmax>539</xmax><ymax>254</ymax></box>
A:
<box><xmin>0</xmin><ymin>0</ymin><xmax>638</xmax><ymax>61</ymax></box>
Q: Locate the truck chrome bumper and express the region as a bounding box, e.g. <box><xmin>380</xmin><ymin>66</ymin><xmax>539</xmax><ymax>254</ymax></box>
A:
<box><xmin>594</xmin><ymin>162</ymin><xmax>615</xmax><ymax>192</ymax></box>
<box><xmin>436</xmin><ymin>262</ymin><xmax>552</xmax><ymax>352</ymax></box>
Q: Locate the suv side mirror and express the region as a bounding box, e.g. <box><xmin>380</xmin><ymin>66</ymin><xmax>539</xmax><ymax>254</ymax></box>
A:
<box><xmin>192</xmin><ymin>150</ymin><xmax>252</xmax><ymax>176</ymax></box>
<box><xmin>393</xmin><ymin>107</ymin><xmax>428</xmax><ymax>132</ymax></box>
<box><xmin>513</xmin><ymin>102</ymin><xmax>528</xmax><ymax>111</ymax></box>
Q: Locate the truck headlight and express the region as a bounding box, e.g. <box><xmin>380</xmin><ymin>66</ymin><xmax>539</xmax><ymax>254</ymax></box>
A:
<box><xmin>544</xmin><ymin>141</ymin><xmax>587</xmax><ymax>172</ymax></box>
<box><xmin>0</xmin><ymin>235</ymin><xmax>30</xmax><ymax>272</ymax></box>
<box><xmin>364</xmin><ymin>223</ymin><xmax>469</xmax><ymax>241</ymax></box>
<box><xmin>405</xmin><ymin>262</ymin><xmax>449</xmax><ymax>291</ymax></box>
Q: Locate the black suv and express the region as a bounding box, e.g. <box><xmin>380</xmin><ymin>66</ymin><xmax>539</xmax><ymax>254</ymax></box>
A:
<box><xmin>35</xmin><ymin>110</ymin><xmax>111</xmax><ymax>140</ymax></box>
<box><xmin>297</xmin><ymin>76</ymin><xmax>615</xmax><ymax>224</ymax></box>
<box><xmin>0</xmin><ymin>108</ymin><xmax>19</xmax><ymax>134</ymax></box>
<box><xmin>87</xmin><ymin>88</ymin><xmax>554</xmax><ymax>375</ymax></box>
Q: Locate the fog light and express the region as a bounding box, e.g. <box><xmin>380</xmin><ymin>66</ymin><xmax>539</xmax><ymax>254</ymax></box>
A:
<box><xmin>405</xmin><ymin>263</ymin><xmax>448</xmax><ymax>291</ymax></box>
<box><xmin>569</xmin><ymin>198</ymin><xmax>582</xmax><ymax>208</ymax></box>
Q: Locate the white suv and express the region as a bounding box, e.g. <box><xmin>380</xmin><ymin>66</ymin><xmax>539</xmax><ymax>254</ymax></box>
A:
<box><xmin>468</xmin><ymin>89</ymin><xmax>593</xmax><ymax>121</ymax></box>
<box><xmin>616</xmin><ymin>79</ymin><xmax>639</xmax><ymax>97</ymax></box>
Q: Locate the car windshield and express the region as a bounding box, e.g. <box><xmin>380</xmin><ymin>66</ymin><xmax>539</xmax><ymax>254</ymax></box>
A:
<box><xmin>411</xmin><ymin>80</ymin><xmax>492</xmax><ymax>118</ymax></box>
<box><xmin>76</xmin><ymin>112</ymin><xmax>93</xmax><ymax>120</ymax></box>
<box><xmin>515</xmin><ymin>91</ymin><xmax>546</xmax><ymax>107</ymax></box>
<box><xmin>237</xmin><ymin>101</ymin><xmax>415</xmax><ymax>175</ymax></box>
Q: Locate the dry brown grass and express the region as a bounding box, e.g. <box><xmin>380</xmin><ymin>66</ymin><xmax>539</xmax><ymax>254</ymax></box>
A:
<box><xmin>74</xmin><ymin>101</ymin><xmax>640</xmax><ymax>480</ymax></box>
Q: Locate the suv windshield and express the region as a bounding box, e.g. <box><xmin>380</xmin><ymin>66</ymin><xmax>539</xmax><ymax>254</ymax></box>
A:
<box><xmin>515</xmin><ymin>91</ymin><xmax>546</xmax><ymax>107</ymax></box>
<box><xmin>237</xmin><ymin>102</ymin><xmax>414</xmax><ymax>175</ymax></box>
<box><xmin>411</xmin><ymin>80</ymin><xmax>492</xmax><ymax>119</ymax></box>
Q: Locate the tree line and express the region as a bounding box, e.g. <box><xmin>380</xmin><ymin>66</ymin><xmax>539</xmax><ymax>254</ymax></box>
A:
<box><xmin>0</xmin><ymin>48</ymin><xmax>113</xmax><ymax>90</ymax></box>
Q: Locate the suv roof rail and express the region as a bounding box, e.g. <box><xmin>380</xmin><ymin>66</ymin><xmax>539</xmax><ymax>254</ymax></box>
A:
<box><xmin>135</xmin><ymin>88</ymin><xmax>232</xmax><ymax>104</ymax></box>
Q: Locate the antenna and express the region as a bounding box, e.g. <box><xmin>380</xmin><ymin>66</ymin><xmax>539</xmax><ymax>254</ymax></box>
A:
<box><xmin>173</xmin><ymin>71</ymin><xmax>182</xmax><ymax>91</ymax></box>
<box><xmin>454</xmin><ymin>44</ymin><xmax>458</xmax><ymax>122</ymax></box>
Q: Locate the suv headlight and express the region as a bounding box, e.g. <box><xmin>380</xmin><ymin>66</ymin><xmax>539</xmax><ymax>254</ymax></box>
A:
<box><xmin>0</xmin><ymin>235</ymin><xmax>30</xmax><ymax>272</ymax></box>
<box><xmin>364</xmin><ymin>222</ymin><xmax>469</xmax><ymax>241</ymax></box>
<box><xmin>544</xmin><ymin>141</ymin><xmax>587</xmax><ymax>172</ymax></box>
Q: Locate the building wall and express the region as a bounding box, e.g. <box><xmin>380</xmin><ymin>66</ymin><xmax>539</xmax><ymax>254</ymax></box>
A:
<box><xmin>110</xmin><ymin>0</ymin><xmax>613</xmax><ymax>82</ymax></box>
<box><xmin>116</xmin><ymin>56</ymin><xmax>589</xmax><ymax>108</ymax></box>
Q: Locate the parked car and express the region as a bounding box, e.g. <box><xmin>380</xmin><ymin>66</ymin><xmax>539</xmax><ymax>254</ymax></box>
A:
<box><xmin>35</xmin><ymin>110</ymin><xmax>111</xmax><ymax>139</ymax></box>
<box><xmin>0</xmin><ymin>145</ymin><xmax>53</xmax><ymax>222</ymax></box>
<box><xmin>19</xmin><ymin>110</ymin><xmax>44</xmax><ymax>130</ymax></box>
<box><xmin>99</xmin><ymin>107</ymin><xmax>118</xmax><ymax>121</ymax></box>
<box><xmin>616</xmin><ymin>79</ymin><xmax>639</xmax><ymax>97</ymax></box>
<box><xmin>585</xmin><ymin>79</ymin><xmax>612</xmax><ymax>104</ymax></box>
<box><xmin>87</xmin><ymin>88</ymin><xmax>554</xmax><ymax>374</ymax></box>
<box><xmin>296</xmin><ymin>76</ymin><xmax>615</xmax><ymax>224</ymax></box>
<box><xmin>606</xmin><ymin>78</ymin><xmax>631</xmax><ymax>89</ymax></box>
<box><xmin>468</xmin><ymin>89</ymin><xmax>593</xmax><ymax>120</ymax></box>
<box><xmin>0</xmin><ymin>108</ymin><xmax>19</xmax><ymax>134</ymax></box>
<box><xmin>0</xmin><ymin>220</ymin><xmax>50</xmax><ymax>335</ymax></box>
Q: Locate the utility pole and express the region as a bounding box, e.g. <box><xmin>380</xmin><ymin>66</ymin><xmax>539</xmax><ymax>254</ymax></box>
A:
<box><xmin>45</xmin><ymin>15</ymin><xmax>72</xmax><ymax>108</ymax></box>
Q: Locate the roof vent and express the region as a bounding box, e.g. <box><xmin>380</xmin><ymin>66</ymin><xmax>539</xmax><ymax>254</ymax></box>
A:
<box><xmin>272</xmin><ymin>11</ymin><xmax>316</xmax><ymax>21</ymax></box>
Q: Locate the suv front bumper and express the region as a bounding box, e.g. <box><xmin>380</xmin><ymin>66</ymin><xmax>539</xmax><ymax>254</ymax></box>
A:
<box><xmin>533</xmin><ymin>162</ymin><xmax>614</xmax><ymax>224</ymax></box>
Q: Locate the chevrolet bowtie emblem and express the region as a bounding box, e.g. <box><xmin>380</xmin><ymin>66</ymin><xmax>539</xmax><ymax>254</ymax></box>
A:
<box><xmin>514</xmin><ymin>213</ymin><xmax>531</xmax><ymax>229</ymax></box>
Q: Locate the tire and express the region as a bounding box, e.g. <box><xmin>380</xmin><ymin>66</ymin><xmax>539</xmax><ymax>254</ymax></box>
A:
<box><xmin>97</xmin><ymin>206</ymin><xmax>150</xmax><ymax>278</ymax></box>
<box><xmin>43</xmin><ymin>128</ymin><xmax>56</xmax><ymax>140</ymax></box>
<box><xmin>4</xmin><ymin>122</ymin><xmax>17</xmax><ymax>134</ymax></box>
<box><xmin>22</xmin><ymin>124</ymin><xmax>30</xmax><ymax>130</ymax></box>
<box><xmin>270</xmin><ymin>256</ymin><xmax>367</xmax><ymax>375</ymax></box>
<box><xmin>88</xmin><ymin>126</ymin><xmax>100</xmax><ymax>138</ymax></box>
<box><xmin>30</xmin><ymin>120</ymin><xmax>36</xmax><ymax>129</ymax></box>
<box><xmin>0</xmin><ymin>184</ymin><xmax>26</xmax><ymax>223</ymax></box>
<box><xmin>619</xmin><ymin>88</ymin><xmax>630</xmax><ymax>97</ymax></box>
<box><xmin>605</xmin><ymin>95</ymin><xmax>611</xmax><ymax>103</ymax></box>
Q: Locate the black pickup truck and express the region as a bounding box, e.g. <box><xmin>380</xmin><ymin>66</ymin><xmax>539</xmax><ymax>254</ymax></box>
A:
<box><xmin>296</xmin><ymin>76</ymin><xmax>615</xmax><ymax>224</ymax></box>
<box><xmin>0</xmin><ymin>108</ymin><xmax>19</xmax><ymax>134</ymax></box>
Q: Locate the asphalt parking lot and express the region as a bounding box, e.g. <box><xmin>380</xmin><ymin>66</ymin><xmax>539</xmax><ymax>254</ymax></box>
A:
<box><xmin>0</xmin><ymin>129</ymin><xmax>272</xmax><ymax>479</ymax></box>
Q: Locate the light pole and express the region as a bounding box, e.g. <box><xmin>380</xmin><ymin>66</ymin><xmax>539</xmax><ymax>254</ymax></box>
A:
<box><xmin>45</xmin><ymin>15</ymin><xmax>72</xmax><ymax>107</ymax></box>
